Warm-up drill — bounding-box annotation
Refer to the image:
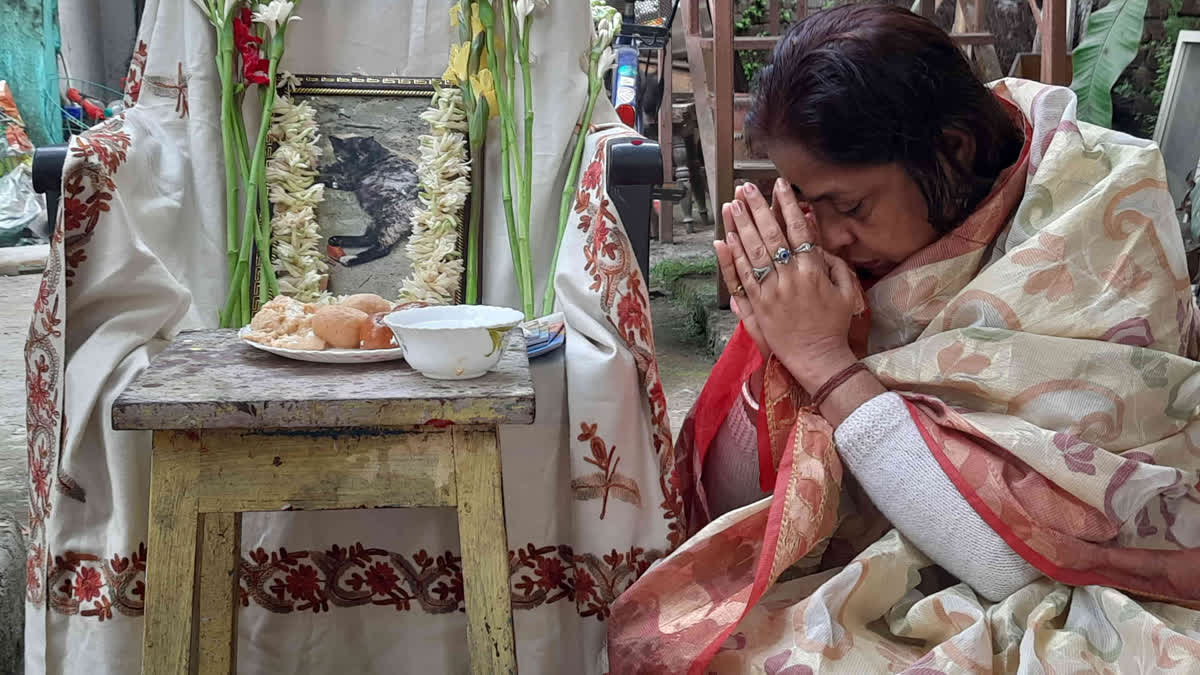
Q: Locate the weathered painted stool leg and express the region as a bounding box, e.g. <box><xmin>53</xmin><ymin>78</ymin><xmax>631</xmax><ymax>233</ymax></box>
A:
<box><xmin>452</xmin><ymin>428</ymin><xmax>517</xmax><ymax>674</ymax></box>
<box><xmin>143</xmin><ymin>431</ymin><xmax>202</xmax><ymax>674</ymax></box>
<box><xmin>196</xmin><ymin>511</ymin><xmax>241</xmax><ymax>674</ymax></box>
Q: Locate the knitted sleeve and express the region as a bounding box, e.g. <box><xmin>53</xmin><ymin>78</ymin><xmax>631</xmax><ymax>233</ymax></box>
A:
<box><xmin>833</xmin><ymin>392</ymin><xmax>1041</xmax><ymax>601</ymax></box>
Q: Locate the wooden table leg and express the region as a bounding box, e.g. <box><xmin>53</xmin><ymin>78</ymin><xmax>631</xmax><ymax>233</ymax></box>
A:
<box><xmin>452</xmin><ymin>428</ymin><xmax>517</xmax><ymax>674</ymax></box>
<box><xmin>196</xmin><ymin>511</ymin><xmax>241</xmax><ymax>675</ymax></box>
<box><xmin>143</xmin><ymin>432</ymin><xmax>202</xmax><ymax>674</ymax></box>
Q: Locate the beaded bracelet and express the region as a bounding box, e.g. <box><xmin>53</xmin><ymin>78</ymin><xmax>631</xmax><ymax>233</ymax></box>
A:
<box><xmin>810</xmin><ymin>362</ymin><xmax>868</xmax><ymax>409</ymax></box>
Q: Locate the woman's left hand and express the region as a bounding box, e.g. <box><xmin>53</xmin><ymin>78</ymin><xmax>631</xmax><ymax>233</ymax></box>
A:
<box><xmin>720</xmin><ymin>178</ymin><xmax>863</xmax><ymax>392</ymax></box>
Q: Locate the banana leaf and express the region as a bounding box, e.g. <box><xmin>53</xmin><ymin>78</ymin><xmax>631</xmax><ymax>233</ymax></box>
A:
<box><xmin>1070</xmin><ymin>0</ymin><xmax>1147</xmax><ymax>128</ymax></box>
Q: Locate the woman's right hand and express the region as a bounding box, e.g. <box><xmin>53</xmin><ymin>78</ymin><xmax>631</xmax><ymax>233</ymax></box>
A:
<box><xmin>715</xmin><ymin>183</ymin><xmax>812</xmax><ymax>361</ymax></box>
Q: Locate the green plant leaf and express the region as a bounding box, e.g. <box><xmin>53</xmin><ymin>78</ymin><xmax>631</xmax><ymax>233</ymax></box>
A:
<box><xmin>1070</xmin><ymin>0</ymin><xmax>1147</xmax><ymax>128</ymax></box>
<box><xmin>1192</xmin><ymin>168</ymin><xmax>1200</xmax><ymax>243</ymax></box>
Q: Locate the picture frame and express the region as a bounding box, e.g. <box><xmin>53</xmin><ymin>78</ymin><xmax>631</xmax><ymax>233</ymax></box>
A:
<box><xmin>253</xmin><ymin>73</ymin><xmax>473</xmax><ymax>309</ymax></box>
<box><xmin>1153</xmin><ymin>31</ymin><xmax>1200</xmax><ymax>216</ymax></box>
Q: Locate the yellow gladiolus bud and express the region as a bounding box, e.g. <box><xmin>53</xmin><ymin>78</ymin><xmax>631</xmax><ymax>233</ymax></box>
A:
<box><xmin>470</xmin><ymin>68</ymin><xmax>498</xmax><ymax>119</ymax></box>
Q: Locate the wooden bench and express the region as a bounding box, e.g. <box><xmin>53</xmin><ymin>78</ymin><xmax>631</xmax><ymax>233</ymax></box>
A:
<box><xmin>112</xmin><ymin>329</ymin><xmax>535</xmax><ymax>674</ymax></box>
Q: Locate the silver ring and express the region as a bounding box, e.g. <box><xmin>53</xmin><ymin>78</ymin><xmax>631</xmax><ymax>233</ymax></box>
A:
<box><xmin>792</xmin><ymin>242</ymin><xmax>816</xmax><ymax>255</ymax></box>
<box><xmin>752</xmin><ymin>265</ymin><xmax>772</xmax><ymax>282</ymax></box>
<box><xmin>773</xmin><ymin>247</ymin><xmax>792</xmax><ymax>264</ymax></box>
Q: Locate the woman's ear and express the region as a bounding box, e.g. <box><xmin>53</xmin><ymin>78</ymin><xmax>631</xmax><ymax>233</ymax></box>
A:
<box><xmin>942</xmin><ymin>128</ymin><xmax>977</xmax><ymax>168</ymax></box>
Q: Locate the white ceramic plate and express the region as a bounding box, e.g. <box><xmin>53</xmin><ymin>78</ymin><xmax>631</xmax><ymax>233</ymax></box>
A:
<box><xmin>238</xmin><ymin>327</ymin><xmax>406</xmax><ymax>364</ymax></box>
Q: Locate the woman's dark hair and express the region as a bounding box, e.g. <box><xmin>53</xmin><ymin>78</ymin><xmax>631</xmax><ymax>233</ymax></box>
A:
<box><xmin>745</xmin><ymin>4</ymin><xmax>1023</xmax><ymax>231</ymax></box>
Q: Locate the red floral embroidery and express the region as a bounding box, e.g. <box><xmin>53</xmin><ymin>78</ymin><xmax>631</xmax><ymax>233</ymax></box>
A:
<box><xmin>61</xmin><ymin>119</ymin><xmax>132</xmax><ymax>287</ymax></box>
<box><xmin>46</xmin><ymin>541</ymin><xmax>662</xmax><ymax>622</ymax></box>
<box><xmin>570</xmin><ymin>422</ymin><xmax>642</xmax><ymax>518</ymax></box>
<box><xmin>26</xmin><ymin>118</ymin><xmax>132</xmax><ymax>606</ymax></box>
<box><xmin>48</xmin><ymin>546</ymin><xmax>145</xmax><ymax>619</ymax></box>
<box><xmin>575</xmin><ymin>132</ymin><xmax>688</xmax><ymax>549</ymax></box>
<box><xmin>145</xmin><ymin>63</ymin><xmax>190</xmax><ymax>119</ymax></box>
<box><xmin>121</xmin><ymin>40</ymin><xmax>148</xmax><ymax>106</ymax></box>
<box><xmin>581</xmin><ymin>159</ymin><xmax>604</xmax><ymax>190</ymax></box>
<box><xmin>73</xmin><ymin>566</ymin><xmax>102</xmax><ymax>601</ymax></box>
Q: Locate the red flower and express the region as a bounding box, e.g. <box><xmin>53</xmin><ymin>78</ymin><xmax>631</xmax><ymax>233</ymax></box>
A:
<box><xmin>534</xmin><ymin>555</ymin><xmax>565</xmax><ymax>591</ymax></box>
<box><xmin>235</xmin><ymin>8</ymin><xmax>270</xmax><ymax>85</ymax></box>
<box><xmin>74</xmin><ymin>566</ymin><xmax>103</xmax><ymax>601</ymax></box>
<box><xmin>581</xmin><ymin>160</ymin><xmax>604</xmax><ymax>190</ymax></box>
<box><xmin>234</xmin><ymin>8</ymin><xmax>262</xmax><ymax>49</ymax></box>
<box><xmin>285</xmin><ymin>564</ymin><xmax>321</xmax><ymax>600</ymax></box>
<box><xmin>364</xmin><ymin>561</ymin><xmax>400</xmax><ymax>596</ymax></box>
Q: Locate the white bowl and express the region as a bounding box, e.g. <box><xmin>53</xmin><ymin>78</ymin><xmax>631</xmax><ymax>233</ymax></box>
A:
<box><xmin>384</xmin><ymin>305</ymin><xmax>525</xmax><ymax>380</ymax></box>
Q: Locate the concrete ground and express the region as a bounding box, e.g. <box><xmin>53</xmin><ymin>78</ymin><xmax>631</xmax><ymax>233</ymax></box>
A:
<box><xmin>651</xmin><ymin>222</ymin><xmax>720</xmax><ymax>432</ymax></box>
<box><xmin>0</xmin><ymin>273</ymin><xmax>37</xmax><ymax>529</ymax></box>
<box><xmin>0</xmin><ymin>271</ymin><xmax>38</xmax><ymax>673</ymax></box>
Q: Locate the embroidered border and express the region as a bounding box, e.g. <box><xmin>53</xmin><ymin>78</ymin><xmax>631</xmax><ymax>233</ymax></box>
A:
<box><xmin>46</xmin><ymin>541</ymin><xmax>663</xmax><ymax>621</ymax></box>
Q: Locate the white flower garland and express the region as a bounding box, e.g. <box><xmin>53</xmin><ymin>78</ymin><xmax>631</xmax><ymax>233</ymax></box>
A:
<box><xmin>398</xmin><ymin>86</ymin><xmax>471</xmax><ymax>304</ymax></box>
<box><xmin>266</xmin><ymin>96</ymin><xmax>329</xmax><ymax>302</ymax></box>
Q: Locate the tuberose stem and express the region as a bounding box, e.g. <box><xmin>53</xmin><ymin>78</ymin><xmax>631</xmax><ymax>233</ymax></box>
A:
<box><xmin>517</xmin><ymin>18</ymin><xmax>535</xmax><ymax>318</ymax></box>
<box><xmin>482</xmin><ymin>0</ymin><xmax>530</xmax><ymax>312</ymax></box>
<box><xmin>217</xmin><ymin>23</ymin><xmax>238</xmax><ymax>271</ymax></box>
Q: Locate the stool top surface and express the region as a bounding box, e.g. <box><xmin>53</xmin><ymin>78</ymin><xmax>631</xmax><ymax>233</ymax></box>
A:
<box><xmin>112</xmin><ymin>329</ymin><xmax>535</xmax><ymax>430</ymax></box>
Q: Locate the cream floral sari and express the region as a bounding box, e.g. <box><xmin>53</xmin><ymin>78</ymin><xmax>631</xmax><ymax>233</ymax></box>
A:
<box><xmin>607</xmin><ymin>79</ymin><xmax>1200</xmax><ymax>673</ymax></box>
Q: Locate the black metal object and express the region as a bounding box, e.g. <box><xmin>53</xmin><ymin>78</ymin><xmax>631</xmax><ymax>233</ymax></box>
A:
<box><xmin>606</xmin><ymin>136</ymin><xmax>684</xmax><ymax>283</ymax></box>
<box><xmin>32</xmin><ymin>144</ymin><xmax>68</xmax><ymax>235</ymax></box>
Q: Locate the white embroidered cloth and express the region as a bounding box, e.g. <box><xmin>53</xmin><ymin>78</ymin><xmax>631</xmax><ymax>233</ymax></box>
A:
<box><xmin>23</xmin><ymin>1</ymin><xmax>683</xmax><ymax>672</ymax></box>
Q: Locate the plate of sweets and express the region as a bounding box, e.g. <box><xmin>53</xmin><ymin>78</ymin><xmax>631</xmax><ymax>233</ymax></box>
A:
<box><xmin>239</xmin><ymin>294</ymin><xmax>424</xmax><ymax>364</ymax></box>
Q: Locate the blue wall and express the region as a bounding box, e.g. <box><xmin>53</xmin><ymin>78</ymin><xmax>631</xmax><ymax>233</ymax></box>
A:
<box><xmin>0</xmin><ymin>0</ymin><xmax>62</xmax><ymax>147</ymax></box>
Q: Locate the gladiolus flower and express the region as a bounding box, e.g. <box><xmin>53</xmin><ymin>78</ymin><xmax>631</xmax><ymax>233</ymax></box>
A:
<box><xmin>443</xmin><ymin>42</ymin><xmax>470</xmax><ymax>85</ymax></box>
<box><xmin>470</xmin><ymin>69</ymin><xmax>498</xmax><ymax>119</ymax></box>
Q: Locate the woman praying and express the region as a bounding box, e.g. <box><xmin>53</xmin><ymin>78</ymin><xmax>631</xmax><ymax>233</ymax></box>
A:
<box><xmin>607</xmin><ymin>5</ymin><xmax>1200</xmax><ymax>672</ymax></box>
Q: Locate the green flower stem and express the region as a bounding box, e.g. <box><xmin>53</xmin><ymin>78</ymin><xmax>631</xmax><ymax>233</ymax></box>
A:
<box><xmin>253</xmin><ymin>53</ymin><xmax>283</xmax><ymax>305</ymax></box>
<box><xmin>465</xmin><ymin>106</ymin><xmax>486</xmax><ymax>304</ymax></box>
<box><xmin>217</xmin><ymin>22</ymin><xmax>238</xmax><ymax>270</ymax></box>
<box><xmin>460</xmin><ymin>2</ymin><xmax>487</xmax><ymax>304</ymax></box>
<box><xmin>502</xmin><ymin>1</ymin><xmax>525</xmax><ymax>190</ymax></box>
<box><xmin>221</xmin><ymin>38</ymin><xmax>284</xmax><ymax>327</ymax></box>
<box><xmin>481</xmin><ymin>0</ymin><xmax>532</xmax><ymax>315</ymax></box>
<box><xmin>542</xmin><ymin>59</ymin><xmax>603</xmax><ymax>314</ymax></box>
<box><xmin>257</xmin><ymin>83</ymin><xmax>273</xmax><ymax>301</ymax></box>
<box><xmin>517</xmin><ymin>18</ymin><xmax>535</xmax><ymax>317</ymax></box>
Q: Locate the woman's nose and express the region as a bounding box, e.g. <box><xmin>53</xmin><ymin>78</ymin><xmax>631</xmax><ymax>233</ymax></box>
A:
<box><xmin>820</xmin><ymin>218</ymin><xmax>855</xmax><ymax>250</ymax></box>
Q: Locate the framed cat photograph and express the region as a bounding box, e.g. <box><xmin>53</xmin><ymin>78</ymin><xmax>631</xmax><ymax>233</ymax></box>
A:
<box><xmin>282</xmin><ymin>73</ymin><xmax>471</xmax><ymax>300</ymax></box>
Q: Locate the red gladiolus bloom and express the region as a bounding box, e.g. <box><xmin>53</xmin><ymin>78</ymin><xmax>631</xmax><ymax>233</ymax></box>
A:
<box><xmin>234</xmin><ymin>8</ymin><xmax>270</xmax><ymax>85</ymax></box>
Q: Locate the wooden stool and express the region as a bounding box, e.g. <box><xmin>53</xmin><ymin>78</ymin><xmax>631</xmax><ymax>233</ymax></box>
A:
<box><xmin>112</xmin><ymin>329</ymin><xmax>535</xmax><ymax>674</ymax></box>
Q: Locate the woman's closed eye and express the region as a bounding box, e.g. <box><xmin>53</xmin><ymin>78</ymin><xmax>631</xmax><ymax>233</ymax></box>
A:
<box><xmin>836</xmin><ymin>200</ymin><xmax>864</xmax><ymax>218</ymax></box>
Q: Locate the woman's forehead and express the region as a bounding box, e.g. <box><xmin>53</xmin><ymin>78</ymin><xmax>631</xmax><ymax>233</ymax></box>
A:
<box><xmin>770</xmin><ymin>145</ymin><xmax>893</xmax><ymax>202</ymax></box>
